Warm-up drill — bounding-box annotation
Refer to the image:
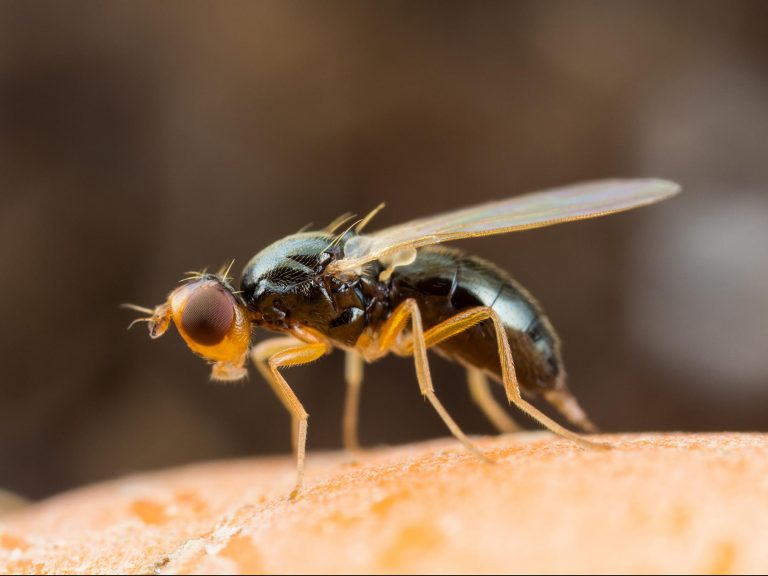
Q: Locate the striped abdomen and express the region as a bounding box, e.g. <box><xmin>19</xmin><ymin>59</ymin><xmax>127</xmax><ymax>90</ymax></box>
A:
<box><xmin>388</xmin><ymin>246</ymin><xmax>564</xmax><ymax>395</ymax></box>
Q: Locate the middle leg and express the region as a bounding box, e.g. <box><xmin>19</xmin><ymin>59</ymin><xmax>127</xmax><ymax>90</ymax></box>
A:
<box><xmin>343</xmin><ymin>351</ymin><xmax>364</xmax><ymax>453</ymax></box>
<box><xmin>375</xmin><ymin>298</ymin><xmax>492</xmax><ymax>462</ymax></box>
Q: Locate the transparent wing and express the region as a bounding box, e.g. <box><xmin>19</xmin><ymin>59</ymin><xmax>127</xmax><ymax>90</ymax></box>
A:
<box><xmin>332</xmin><ymin>178</ymin><xmax>679</xmax><ymax>272</ymax></box>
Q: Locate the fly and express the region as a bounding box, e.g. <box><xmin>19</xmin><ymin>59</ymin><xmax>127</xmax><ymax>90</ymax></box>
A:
<box><xmin>125</xmin><ymin>178</ymin><xmax>679</xmax><ymax>497</ymax></box>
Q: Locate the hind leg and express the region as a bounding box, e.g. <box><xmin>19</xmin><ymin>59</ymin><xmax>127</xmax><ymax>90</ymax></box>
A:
<box><xmin>466</xmin><ymin>367</ymin><xmax>522</xmax><ymax>433</ymax></box>
<box><xmin>482</xmin><ymin>310</ymin><xmax>608</xmax><ymax>449</ymax></box>
<box><xmin>402</xmin><ymin>307</ymin><xmax>607</xmax><ymax>449</ymax></box>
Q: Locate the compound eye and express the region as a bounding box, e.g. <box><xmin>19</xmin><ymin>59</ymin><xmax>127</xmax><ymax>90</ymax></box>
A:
<box><xmin>181</xmin><ymin>285</ymin><xmax>235</xmax><ymax>346</ymax></box>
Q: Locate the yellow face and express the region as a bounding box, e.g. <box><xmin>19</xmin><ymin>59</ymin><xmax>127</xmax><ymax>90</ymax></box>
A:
<box><xmin>145</xmin><ymin>277</ymin><xmax>252</xmax><ymax>381</ymax></box>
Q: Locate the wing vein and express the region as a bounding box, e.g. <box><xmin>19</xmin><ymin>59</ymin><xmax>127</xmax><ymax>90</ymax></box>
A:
<box><xmin>329</xmin><ymin>178</ymin><xmax>679</xmax><ymax>273</ymax></box>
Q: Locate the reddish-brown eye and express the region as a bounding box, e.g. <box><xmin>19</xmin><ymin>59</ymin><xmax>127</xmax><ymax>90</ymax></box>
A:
<box><xmin>181</xmin><ymin>285</ymin><xmax>235</xmax><ymax>346</ymax></box>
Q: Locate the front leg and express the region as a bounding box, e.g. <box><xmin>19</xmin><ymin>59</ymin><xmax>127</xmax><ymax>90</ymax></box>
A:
<box><xmin>254</xmin><ymin>340</ymin><xmax>366</xmax><ymax>455</ymax></box>
<box><xmin>251</xmin><ymin>336</ymin><xmax>303</xmax><ymax>452</ymax></box>
<box><xmin>250</xmin><ymin>333</ymin><xmax>331</xmax><ymax>498</ymax></box>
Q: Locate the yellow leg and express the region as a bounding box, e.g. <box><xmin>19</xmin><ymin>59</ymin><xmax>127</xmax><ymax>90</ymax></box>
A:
<box><xmin>255</xmin><ymin>340</ymin><xmax>366</xmax><ymax>454</ymax></box>
<box><xmin>376</xmin><ymin>299</ymin><xmax>492</xmax><ymax>463</ymax></box>
<box><xmin>343</xmin><ymin>351</ymin><xmax>364</xmax><ymax>453</ymax></box>
<box><xmin>403</xmin><ymin>306</ymin><xmax>607</xmax><ymax>449</ymax></box>
<box><xmin>250</xmin><ymin>336</ymin><xmax>331</xmax><ymax>497</ymax></box>
<box><xmin>466</xmin><ymin>367</ymin><xmax>522</xmax><ymax>433</ymax></box>
<box><xmin>251</xmin><ymin>336</ymin><xmax>303</xmax><ymax>452</ymax></box>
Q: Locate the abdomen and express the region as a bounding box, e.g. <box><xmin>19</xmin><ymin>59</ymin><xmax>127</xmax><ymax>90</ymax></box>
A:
<box><xmin>388</xmin><ymin>246</ymin><xmax>563</xmax><ymax>394</ymax></box>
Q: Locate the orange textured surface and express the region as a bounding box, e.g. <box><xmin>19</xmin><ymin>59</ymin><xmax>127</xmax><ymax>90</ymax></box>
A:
<box><xmin>1</xmin><ymin>432</ymin><xmax>768</xmax><ymax>574</ymax></box>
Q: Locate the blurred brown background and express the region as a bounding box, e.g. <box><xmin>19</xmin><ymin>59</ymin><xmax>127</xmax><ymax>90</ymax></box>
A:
<box><xmin>1</xmin><ymin>1</ymin><xmax>767</xmax><ymax>499</ymax></box>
